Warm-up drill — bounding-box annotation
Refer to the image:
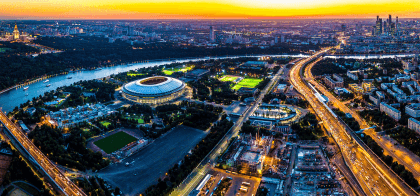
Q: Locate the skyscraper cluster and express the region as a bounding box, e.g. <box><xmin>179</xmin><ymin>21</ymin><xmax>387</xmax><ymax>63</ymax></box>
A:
<box><xmin>375</xmin><ymin>15</ymin><xmax>399</xmax><ymax>36</ymax></box>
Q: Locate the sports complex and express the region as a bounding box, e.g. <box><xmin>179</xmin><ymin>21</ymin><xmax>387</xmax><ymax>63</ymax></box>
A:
<box><xmin>219</xmin><ymin>75</ymin><xmax>262</xmax><ymax>90</ymax></box>
<box><xmin>122</xmin><ymin>76</ymin><xmax>186</xmax><ymax>105</ymax></box>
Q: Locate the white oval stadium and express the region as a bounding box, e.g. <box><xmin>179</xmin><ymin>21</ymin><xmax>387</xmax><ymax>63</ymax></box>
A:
<box><xmin>122</xmin><ymin>76</ymin><xmax>186</xmax><ymax>104</ymax></box>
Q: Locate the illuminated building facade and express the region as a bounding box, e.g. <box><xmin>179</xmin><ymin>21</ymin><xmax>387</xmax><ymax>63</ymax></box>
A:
<box><xmin>13</xmin><ymin>24</ymin><xmax>19</xmax><ymax>40</ymax></box>
<box><xmin>122</xmin><ymin>76</ymin><xmax>186</xmax><ymax>105</ymax></box>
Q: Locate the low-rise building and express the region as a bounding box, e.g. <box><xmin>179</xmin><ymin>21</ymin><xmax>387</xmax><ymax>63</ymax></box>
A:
<box><xmin>380</xmin><ymin>102</ymin><xmax>401</xmax><ymax>121</ymax></box>
<box><xmin>274</xmin><ymin>84</ymin><xmax>288</xmax><ymax>94</ymax></box>
<box><xmin>349</xmin><ymin>83</ymin><xmax>364</xmax><ymax>95</ymax></box>
<box><xmin>347</xmin><ymin>70</ymin><xmax>359</xmax><ymax>80</ymax></box>
<box><xmin>185</xmin><ymin>69</ymin><xmax>210</xmax><ymax>79</ymax></box>
<box><xmin>323</xmin><ymin>75</ymin><xmax>343</xmax><ymax>89</ymax></box>
<box><xmin>237</xmin><ymin>87</ymin><xmax>259</xmax><ymax>96</ymax></box>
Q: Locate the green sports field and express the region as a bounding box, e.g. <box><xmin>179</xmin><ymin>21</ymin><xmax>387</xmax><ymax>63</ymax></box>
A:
<box><xmin>219</xmin><ymin>75</ymin><xmax>241</xmax><ymax>82</ymax></box>
<box><xmin>124</xmin><ymin>115</ymin><xmax>144</xmax><ymax>124</ymax></box>
<box><xmin>232</xmin><ymin>78</ymin><xmax>262</xmax><ymax>90</ymax></box>
<box><xmin>127</xmin><ymin>73</ymin><xmax>145</xmax><ymax>77</ymax></box>
<box><xmin>162</xmin><ymin>66</ymin><xmax>192</xmax><ymax>75</ymax></box>
<box><xmin>94</xmin><ymin>131</ymin><xmax>137</xmax><ymax>154</ymax></box>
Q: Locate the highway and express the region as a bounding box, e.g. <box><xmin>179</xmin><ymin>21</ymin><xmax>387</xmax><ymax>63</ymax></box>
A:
<box><xmin>304</xmin><ymin>59</ymin><xmax>420</xmax><ymax>182</ymax></box>
<box><xmin>289</xmin><ymin>48</ymin><xmax>418</xmax><ymax>196</ymax></box>
<box><xmin>170</xmin><ymin>60</ymin><xmax>295</xmax><ymax>196</ymax></box>
<box><xmin>0</xmin><ymin>111</ymin><xmax>86</xmax><ymax>196</ymax></box>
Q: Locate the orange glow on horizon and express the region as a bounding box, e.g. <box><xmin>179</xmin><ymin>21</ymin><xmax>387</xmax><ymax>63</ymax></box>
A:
<box><xmin>1</xmin><ymin>0</ymin><xmax>420</xmax><ymax>19</ymax></box>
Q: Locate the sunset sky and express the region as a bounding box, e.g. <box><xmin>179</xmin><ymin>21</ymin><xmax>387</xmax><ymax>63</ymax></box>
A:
<box><xmin>1</xmin><ymin>0</ymin><xmax>420</xmax><ymax>19</ymax></box>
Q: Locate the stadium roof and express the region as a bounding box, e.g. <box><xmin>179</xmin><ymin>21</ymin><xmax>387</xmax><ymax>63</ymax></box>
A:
<box><xmin>123</xmin><ymin>76</ymin><xmax>185</xmax><ymax>97</ymax></box>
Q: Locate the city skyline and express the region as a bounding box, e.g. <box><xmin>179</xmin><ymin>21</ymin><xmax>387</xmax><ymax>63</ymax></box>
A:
<box><xmin>1</xmin><ymin>0</ymin><xmax>420</xmax><ymax>19</ymax></box>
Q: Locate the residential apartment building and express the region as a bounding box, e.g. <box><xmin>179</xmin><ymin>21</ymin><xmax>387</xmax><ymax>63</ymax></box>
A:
<box><xmin>380</xmin><ymin>102</ymin><xmax>401</xmax><ymax>121</ymax></box>
<box><xmin>405</xmin><ymin>103</ymin><xmax>420</xmax><ymax>118</ymax></box>
<box><xmin>408</xmin><ymin>118</ymin><xmax>420</xmax><ymax>134</ymax></box>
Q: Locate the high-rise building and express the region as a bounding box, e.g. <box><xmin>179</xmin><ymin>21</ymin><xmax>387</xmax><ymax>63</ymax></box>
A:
<box><xmin>375</xmin><ymin>16</ymin><xmax>382</xmax><ymax>35</ymax></box>
<box><xmin>341</xmin><ymin>24</ymin><xmax>346</xmax><ymax>32</ymax></box>
<box><xmin>209</xmin><ymin>26</ymin><xmax>215</xmax><ymax>42</ymax></box>
<box><xmin>13</xmin><ymin>24</ymin><xmax>19</xmax><ymax>40</ymax></box>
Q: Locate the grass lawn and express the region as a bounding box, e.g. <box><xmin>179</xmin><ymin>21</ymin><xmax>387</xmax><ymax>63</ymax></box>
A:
<box><xmin>100</xmin><ymin>121</ymin><xmax>111</xmax><ymax>128</ymax></box>
<box><xmin>163</xmin><ymin>66</ymin><xmax>192</xmax><ymax>75</ymax></box>
<box><xmin>219</xmin><ymin>75</ymin><xmax>240</xmax><ymax>82</ymax></box>
<box><xmin>127</xmin><ymin>73</ymin><xmax>145</xmax><ymax>77</ymax></box>
<box><xmin>0</xmin><ymin>48</ymin><xmax>11</xmax><ymax>53</ymax></box>
<box><xmin>94</xmin><ymin>131</ymin><xmax>137</xmax><ymax>154</ymax></box>
<box><xmin>125</xmin><ymin>115</ymin><xmax>144</xmax><ymax>124</ymax></box>
<box><xmin>231</xmin><ymin>78</ymin><xmax>262</xmax><ymax>90</ymax></box>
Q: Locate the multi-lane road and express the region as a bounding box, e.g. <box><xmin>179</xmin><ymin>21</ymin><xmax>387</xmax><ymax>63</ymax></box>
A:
<box><xmin>171</xmin><ymin>60</ymin><xmax>294</xmax><ymax>196</ymax></box>
<box><xmin>0</xmin><ymin>111</ymin><xmax>86</xmax><ymax>196</ymax></box>
<box><xmin>289</xmin><ymin>48</ymin><xmax>418</xmax><ymax>196</ymax></box>
<box><xmin>304</xmin><ymin>59</ymin><xmax>420</xmax><ymax>183</ymax></box>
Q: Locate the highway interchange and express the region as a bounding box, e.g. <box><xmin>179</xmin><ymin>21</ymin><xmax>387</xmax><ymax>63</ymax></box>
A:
<box><xmin>290</xmin><ymin>48</ymin><xmax>418</xmax><ymax>196</ymax></box>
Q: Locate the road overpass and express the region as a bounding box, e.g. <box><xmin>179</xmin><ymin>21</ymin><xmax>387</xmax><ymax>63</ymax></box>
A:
<box><xmin>0</xmin><ymin>110</ymin><xmax>86</xmax><ymax>196</ymax></box>
<box><xmin>290</xmin><ymin>48</ymin><xmax>418</xmax><ymax>196</ymax></box>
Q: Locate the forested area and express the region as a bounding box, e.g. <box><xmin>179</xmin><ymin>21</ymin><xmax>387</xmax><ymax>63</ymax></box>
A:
<box><xmin>291</xmin><ymin>113</ymin><xmax>323</xmax><ymax>140</ymax></box>
<box><xmin>0</xmin><ymin>36</ymin><xmax>324</xmax><ymax>91</ymax></box>
<box><xmin>28</xmin><ymin>125</ymin><xmax>110</xmax><ymax>171</ymax></box>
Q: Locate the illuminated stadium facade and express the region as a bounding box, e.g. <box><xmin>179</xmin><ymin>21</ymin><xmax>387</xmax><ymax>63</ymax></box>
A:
<box><xmin>122</xmin><ymin>76</ymin><xmax>186</xmax><ymax>104</ymax></box>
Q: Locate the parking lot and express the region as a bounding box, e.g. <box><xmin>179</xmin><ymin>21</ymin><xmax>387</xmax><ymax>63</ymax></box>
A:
<box><xmin>97</xmin><ymin>125</ymin><xmax>207</xmax><ymax>195</ymax></box>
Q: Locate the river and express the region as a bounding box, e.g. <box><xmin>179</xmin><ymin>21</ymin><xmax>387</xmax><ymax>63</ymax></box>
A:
<box><xmin>0</xmin><ymin>53</ymin><xmax>416</xmax><ymax>113</ymax></box>
<box><xmin>0</xmin><ymin>54</ymin><xmax>309</xmax><ymax>112</ymax></box>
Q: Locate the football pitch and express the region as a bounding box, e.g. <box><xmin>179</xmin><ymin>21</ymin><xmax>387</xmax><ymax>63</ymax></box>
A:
<box><xmin>219</xmin><ymin>75</ymin><xmax>240</xmax><ymax>82</ymax></box>
<box><xmin>94</xmin><ymin>132</ymin><xmax>137</xmax><ymax>154</ymax></box>
<box><xmin>232</xmin><ymin>78</ymin><xmax>262</xmax><ymax>90</ymax></box>
<box><xmin>162</xmin><ymin>66</ymin><xmax>192</xmax><ymax>75</ymax></box>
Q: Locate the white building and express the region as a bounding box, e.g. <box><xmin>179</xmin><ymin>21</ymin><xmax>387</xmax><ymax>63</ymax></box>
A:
<box><xmin>369</xmin><ymin>95</ymin><xmax>381</xmax><ymax>105</ymax></box>
<box><xmin>380</xmin><ymin>102</ymin><xmax>401</xmax><ymax>121</ymax></box>
<box><xmin>347</xmin><ymin>70</ymin><xmax>359</xmax><ymax>80</ymax></box>
<box><xmin>408</xmin><ymin>118</ymin><xmax>420</xmax><ymax>134</ymax></box>
<box><xmin>405</xmin><ymin>103</ymin><xmax>420</xmax><ymax>118</ymax></box>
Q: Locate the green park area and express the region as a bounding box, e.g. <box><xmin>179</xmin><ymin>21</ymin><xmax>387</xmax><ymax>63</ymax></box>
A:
<box><xmin>94</xmin><ymin>131</ymin><xmax>137</xmax><ymax>154</ymax></box>
<box><xmin>231</xmin><ymin>78</ymin><xmax>262</xmax><ymax>90</ymax></box>
<box><xmin>162</xmin><ymin>65</ymin><xmax>192</xmax><ymax>75</ymax></box>
<box><xmin>124</xmin><ymin>115</ymin><xmax>144</xmax><ymax>124</ymax></box>
<box><xmin>127</xmin><ymin>73</ymin><xmax>145</xmax><ymax>77</ymax></box>
<box><xmin>0</xmin><ymin>48</ymin><xmax>11</xmax><ymax>53</ymax></box>
<box><xmin>219</xmin><ymin>75</ymin><xmax>241</xmax><ymax>82</ymax></box>
<box><xmin>100</xmin><ymin>121</ymin><xmax>111</xmax><ymax>128</ymax></box>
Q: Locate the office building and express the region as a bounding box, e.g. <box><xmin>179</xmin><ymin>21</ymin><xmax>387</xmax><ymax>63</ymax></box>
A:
<box><xmin>209</xmin><ymin>26</ymin><xmax>215</xmax><ymax>42</ymax></box>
